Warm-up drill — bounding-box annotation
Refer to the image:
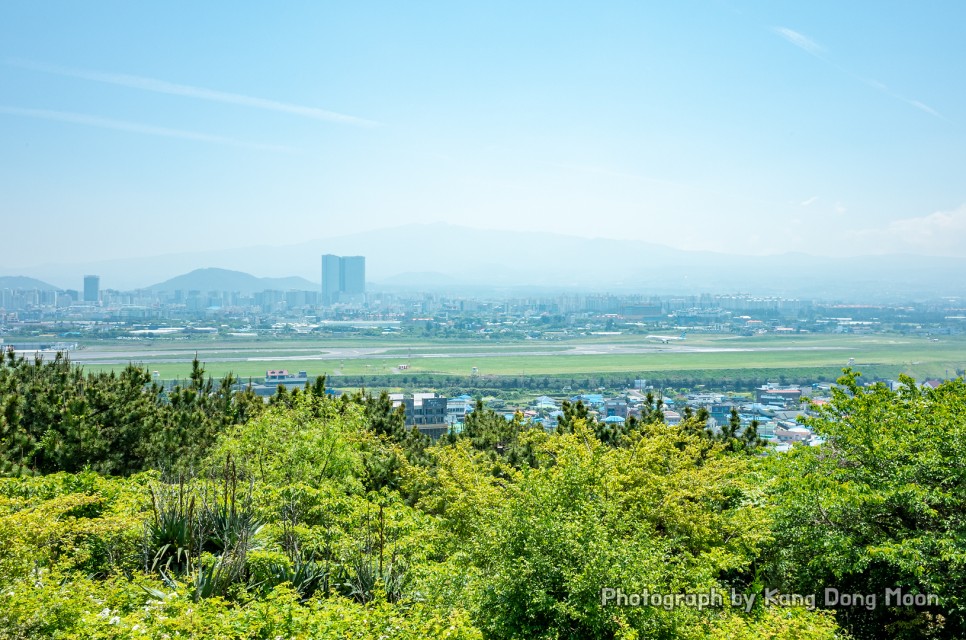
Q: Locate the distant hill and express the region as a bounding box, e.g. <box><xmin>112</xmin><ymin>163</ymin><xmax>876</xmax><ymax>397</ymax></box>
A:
<box><xmin>0</xmin><ymin>276</ymin><xmax>60</xmax><ymax>291</ymax></box>
<box><xmin>146</xmin><ymin>268</ymin><xmax>317</xmax><ymax>294</ymax></box>
<box><xmin>373</xmin><ymin>271</ymin><xmax>463</xmax><ymax>290</ymax></box>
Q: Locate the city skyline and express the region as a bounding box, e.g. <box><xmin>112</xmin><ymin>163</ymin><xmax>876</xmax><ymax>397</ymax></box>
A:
<box><xmin>2</xmin><ymin>1</ymin><xmax>965</xmax><ymax>268</ymax></box>
<box><xmin>5</xmin><ymin>218</ymin><xmax>966</xmax><ymax>302</ymax></box>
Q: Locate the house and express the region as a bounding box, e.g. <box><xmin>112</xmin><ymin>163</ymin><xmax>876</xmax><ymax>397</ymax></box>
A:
<box><xmin>534</xmin><ymin>395</ymin><xmax>558</xmax><ymax>410</ymax></box>
<box><xmin>775</xmin><ymin>424</ymin><xmax>812</xmax><ymax>443</ymax></box>
<box><xmin>571</xmin><ymin>393</ymin><xmax>604</xmax><ymax>409</ymax></box>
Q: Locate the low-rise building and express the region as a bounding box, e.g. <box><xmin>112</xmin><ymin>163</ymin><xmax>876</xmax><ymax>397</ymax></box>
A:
<box><xmin>756</xmin><ymin>384</ymin><xmax>803</xmax><ymax>408</ymax></box>
<box><xmin>447</xmin><ymin>394</ymin><xmax>474</xmax><ymax>424</ymax></box>
<box><xmin>391</xmin><ymin>393</ymin><xmax>449</xmax><ymax>438</ymax></box>
<box><xmin>603</xmin><ymin>398</ymin><xmax>628</xmax><ymax>418</ymax></box>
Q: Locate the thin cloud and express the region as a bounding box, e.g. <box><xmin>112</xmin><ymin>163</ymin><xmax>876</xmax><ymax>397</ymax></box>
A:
<box><xmin>772</xmin><ymin>27</ymin><xmax>825</xmax><ymax>57</ymax></box>
<box><xmin>769</xmin><ymin>31</ymin><xmax>945</xmax><ymax>121</ymax></box>
<box><xmin>883</xmin><ymin>91</ymin><xmax>945</xmax><ymax>121</ymax></box>
<box><xmin>0</xmin><ymin>106</ymin><xmax>296</xmax><ymax>152</ymax></box>
<box><xmin>861</xmin><ymin>77</ymin><xmax>888</xmax><ymax>91</ymax></box>
<box><xmin>904</xmin><ymin>98</ymin><xmax>942</xmax><ymax>118</ymax></box>
<box><xmin>6</xmin><ymin>58</ymin><xmax>380</xmax><ymax>128</ymax></box>
<box><xmin>864</xmin><ymin>78</ymin><xmax>945</xmax><ymax>120</ymax></box>
<box><xmin>800</xmin><ymin>195</ymin><xmax>818</xmax><ymax>207</ymax></box>
<box><xmin>849</xmin><ymin>204</ymin><xmax>966</xmax><ymax>256</ymax></box>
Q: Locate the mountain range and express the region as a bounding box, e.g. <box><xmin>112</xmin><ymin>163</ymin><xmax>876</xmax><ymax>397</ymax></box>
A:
<box><xmin>3</xmin><ymin>223</ymin><xmax>965</xmax><ymax>301</ymax></box>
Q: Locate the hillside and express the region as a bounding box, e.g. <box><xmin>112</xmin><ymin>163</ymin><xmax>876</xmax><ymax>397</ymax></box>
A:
<box><xmin>0</xmin><ymin>275</ymin><xmax>60</xmax><ymax>291</ymax></box>
<box><xmin>146</xmin><ymin>268</ymin><xmax>317</xmax><ymax>294</ymax></box>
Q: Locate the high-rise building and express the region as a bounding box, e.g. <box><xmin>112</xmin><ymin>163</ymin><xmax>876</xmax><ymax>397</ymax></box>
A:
<box><xmin>320</xmin><ymin>254</ymin><xmax>366</xmax><ymax>304</ymax></box>
<box><xmin>340</xmin><ymin>256</ymin><xmax>365</xmax><ymax>296</ymax></box>
<box><xmin>83</xmin><ymin>275</ymin><xmax>100</xmax><ymax>304</ymax></box>
<box><xmin>321</xmin><ymin>254</ymin><xmax>342</xmax><ymax>304</ymax></box>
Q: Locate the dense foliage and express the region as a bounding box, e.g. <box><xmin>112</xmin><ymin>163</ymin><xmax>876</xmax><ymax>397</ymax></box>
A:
<box><xmin>765</xmin><ymin>371</ymin><xmax>966</xmax><ymax>639</ymax></box>
<box><xmin>0</xmin><ymin>352</ymin><xmax>961</xmax><ymax>637</ymax></box>
<box><xmin>0</xmin><ymin>351</ymin><xmax>263</xmax><ymax>475</ymax></box>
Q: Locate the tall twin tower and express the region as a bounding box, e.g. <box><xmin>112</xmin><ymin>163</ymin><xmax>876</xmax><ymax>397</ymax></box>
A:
<box><xmin>321</xmin><ymin>254</ymin><xmax>365</xmax><ymax>304</ymax></box>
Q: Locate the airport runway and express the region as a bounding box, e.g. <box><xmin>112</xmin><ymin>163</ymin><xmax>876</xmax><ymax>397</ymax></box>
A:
<box><xmin>63</xmin><ymin>342</ymin><xmax>846</xmax><ymax>366</ymax></box>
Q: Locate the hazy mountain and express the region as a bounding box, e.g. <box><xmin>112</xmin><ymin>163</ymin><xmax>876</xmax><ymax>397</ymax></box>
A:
<box><xmin>373</xmin><ymin>271</ymin><xmax>463</xmax><ymax>290</ymax></box>
<box><xmin>146</xmin><ymin>268</ymin><xmax>317</xmax><ymax>294</ymax></box>
<box><xmin>7</xmin><ymin>223</ymin><xmax>966</xmax><ymax>300</ymax></box>
<box><xmin>0</xmin><ymin>276</ymin><xmax>61</xmax><ymax>291</ymax></box>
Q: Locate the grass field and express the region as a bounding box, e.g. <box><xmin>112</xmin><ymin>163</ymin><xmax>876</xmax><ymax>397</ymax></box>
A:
<box><xmin>70</xmin><ymin>333</ymin><xmax>966</xmax><ymax>384</ymax></box>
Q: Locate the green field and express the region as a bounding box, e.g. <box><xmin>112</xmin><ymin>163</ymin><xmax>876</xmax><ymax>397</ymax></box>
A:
<box><xmin>71</xmin><ymin>333</ymin><xmax>966</xmax><ymax>384</ymax></box>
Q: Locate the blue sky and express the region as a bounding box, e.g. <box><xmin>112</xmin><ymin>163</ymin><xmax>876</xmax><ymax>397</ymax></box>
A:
<box><xmin>2</xmin><ymin>0</ymin><xmax>965</xmax><ymax>268</ymax></box>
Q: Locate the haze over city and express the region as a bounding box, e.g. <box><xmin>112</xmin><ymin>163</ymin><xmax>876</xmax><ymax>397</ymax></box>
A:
<box><xmin>3</xmin><ymin>0</ymin><xmax>966</xmax><ymax>272</ymax></box>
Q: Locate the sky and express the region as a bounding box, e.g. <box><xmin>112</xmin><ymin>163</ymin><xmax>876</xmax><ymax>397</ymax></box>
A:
<box><xmin>2</xmin><ymin>0</ymin><xmax>966</xmax><ymax>270</ymax></box>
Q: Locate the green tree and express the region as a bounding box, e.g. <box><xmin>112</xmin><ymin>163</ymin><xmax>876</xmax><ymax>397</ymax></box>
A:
<box><xmin>714</xmin><ymin>407</ymin><xmax>762</xmax><ymax>454</ymax></box>
<box><xmin>556</xmin><ymin>399</ymin><xmax>590</xmax><ymax>434</ymax></box>
<box><xmin>461</xmin><ymin>400</ymin><xmax>537</xmax><ymax>468</ymax></box>
<box><xmin>203</xmin><ymin>391</ymin><xmax>364</xmax><ymax>490</ymax></box>
<box><xmin>765</xmin><ymin>370</ymin><xmax>966</xmax><ymax>639</ymax></box>
<box><xmin>0</xmin><ymin>351</ymin><xmax>167</xmax><ymax>475</ymax></box>
<box><xmin>457</xmin><ymin>421</ymin><xmax>829</xmax><ymax>639</ymax></box>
